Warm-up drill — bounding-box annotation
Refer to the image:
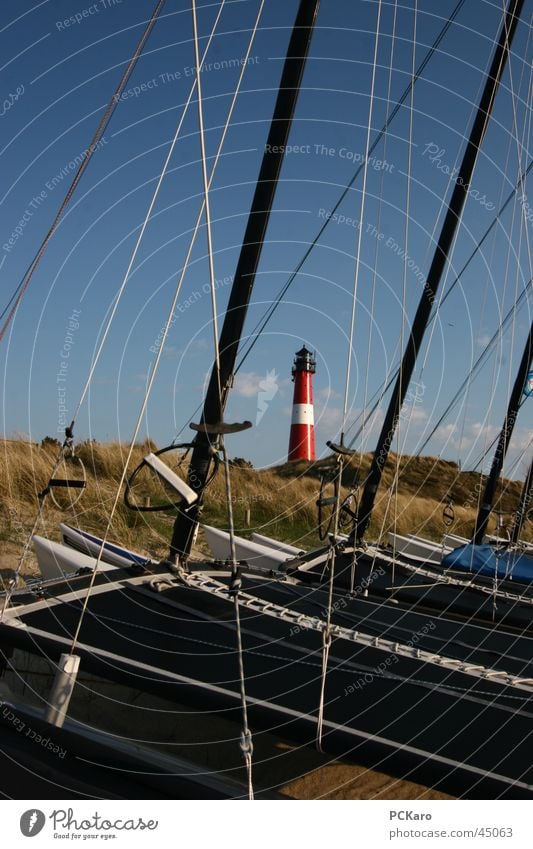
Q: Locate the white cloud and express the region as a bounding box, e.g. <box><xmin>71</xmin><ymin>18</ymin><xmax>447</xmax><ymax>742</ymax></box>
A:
<box><xmin>433</xmin><ymin>423</ymin><xmax>458</xmax><ymax>443</ymax></box>
<box><xmin>235</xmin><ymin>371</ymin><xmax>290</xmax><ymax>398</ymax></box>
<box><xmin>233</xmin><ymin>372</ymin><xmax>263</xmax><ymax>398</ymax></box>
<box><xmin>406</xmin><ymin>406</ymin><xmax>428</xmax><ymax>422</ymax></box>
<box><xmin>315</xmin><ymin>406</ymin><xmax>343</xmax><ymax>431</ymax></box>
<box><xmin>316</xmin><ymin>386</ymin><xmax>342</xmax><ymax>401</ymax></box>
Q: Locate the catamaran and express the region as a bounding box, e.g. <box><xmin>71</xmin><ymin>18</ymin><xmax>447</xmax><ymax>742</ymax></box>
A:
<box><xmin>1</xmin><ymin>0</ymin><xmax>532</xmax><ymax>801</ymax></box>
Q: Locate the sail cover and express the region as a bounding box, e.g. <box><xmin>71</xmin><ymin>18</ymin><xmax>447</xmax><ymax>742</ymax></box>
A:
<box><xmin>442</xmin><ymin>543</ymin><xmax>533</xmax><ymax>583</ymax></box>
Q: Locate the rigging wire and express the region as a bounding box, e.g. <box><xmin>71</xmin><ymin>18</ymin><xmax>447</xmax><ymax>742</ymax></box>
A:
<box><xmin>506</xmin><ymin>9</ymin><xmax>533</xmax><ymax>282</ymax></box>
<box><xmin>360</xmin><ymin>0</ymin><xmax>399</xmax><ymax>458</ymax></box>
<box><xmin>62</xmin><ymin>0</ymin><xmax>266</xmax><ymax>681</ymax></box>
<box><xmin>0</xmin><ymin>0</ymin><xmax>168</xmax><ymax>342</ymax></box>
<box><xmin>190</xmin><ymin>0</ymin><xmax>256</xmax><ymax>799</ymax></box>
<box><xmin>389</xmin><ymin>3</ymin><xmax>531</xmax><ymax>504</ymax></box>
<box><xmin>233</xmin><ymin>0</ymin><xmax>467</xmax><ymax>376</ymax></box>
<box><xmin>417</xmin><ymin>16</ymin><xmax>533</xmax><ymax>465</ymax></box>
<box><xmin>317</xmin><ymin>0</ymin><xmax>383</xmax><ymax>751</ymax></box>
<box><xmin>415</xmin><ymin>280</ymin><xmax>531</xmax><ymax>456</ymax></box>
<box><xmin>344</xmin><ymin>157</ymin><xmax>533</xmax><ymax>449</ymax></box>
<box><xmin>339</xmin><ymin>2</ymin><xmax>383</xmax><ymax>440</ymax></box>
<box><xmin>0</xmin><ymin>1</ymin><xmax>230</xmax><ymax>600</ymax></box>
<box><xmin>492</xmin><ymin>22</ymin><xmax>533</xmax><ymax>492</ymax></box>
<box><xmin>391</xmin><ymin>0</ymin><xmax>418</xmax><ymax>557</ymax></box>
<box><xmin>173</xmin><ymin>0</ymin><xmax>468</xmax><ymax>442</ymax></box>
<box><xmin>191</xmin><ymin>0</ymin><xmax>222</xmax><ymax>399</ymax></box>
<box><xmin>446</xmin><ymin>3</ymin><xmax>532</xmax><ymax>492</ymax></box>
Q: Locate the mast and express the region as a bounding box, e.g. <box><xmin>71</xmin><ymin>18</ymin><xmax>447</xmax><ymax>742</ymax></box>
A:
<box><xmin>473</xmin><ymin>319</ymin><xmax>533</xmax><ymax>544</ymax></box>
<box><xmin>511</xmin><ymin>457</ymin><xmax>533</xmax><ymax>545</ymax></box>
<box><xmin>168</xmin><ymin>0</ymin><xmax>321</xmax><ymax>565</ymax></box>
<box><xmin>353</xmin><ymin>0</ymin><xmax>524</xmax><ymax>544</ymax></box>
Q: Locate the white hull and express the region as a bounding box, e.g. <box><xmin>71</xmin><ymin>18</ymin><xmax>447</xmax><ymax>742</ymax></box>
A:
<box><xmin>484</xmin><ymin>534</ymin><xmax>533</xmax><ymax>552</ymax></box>
<box><xmin>387</xmin><ymin>532</ymin><xmax>451</xmax><ymax>565</ymax></box>
<box><xmin>250</xmin><ymin>532</ymin><xmax>303</xmax><ymax>555</ymax></box>
<box><xmin>201</xmin><ymin>525</ymin><xmax>291</xmax><ymax>571</ymax></box>
<box><xmin>443</xmin><ymin>533</ymin><xmax>470</xmax><ymax>548</ymax></box>
<box><xmin>32</xmin><ymin>535</ymin><xmax>117</xmax><ymax>581</ymax></box>
<box><xmin>59</xmin><ymin>523</ymin><xmax>150</xmax><ymax>569</ymax></box>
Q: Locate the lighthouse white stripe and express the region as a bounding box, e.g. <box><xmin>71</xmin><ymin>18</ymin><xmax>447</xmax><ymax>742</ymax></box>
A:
<box><xmin>291</xmin><ymin>403</ymin><xmax>314</xmax><ymax>425</ymax></box>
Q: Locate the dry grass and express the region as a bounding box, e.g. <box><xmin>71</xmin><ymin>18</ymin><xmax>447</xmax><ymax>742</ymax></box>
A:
<box><xmin>0</xmin><ymin>439</ymin><xmax>530</xmax><ymax>580</ymax></box>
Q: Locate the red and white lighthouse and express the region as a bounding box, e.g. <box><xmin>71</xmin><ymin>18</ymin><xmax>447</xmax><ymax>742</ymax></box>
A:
<box><xmin>288</xmin><ymin>345</ymin><xmax>316</xmax><ymax>462</ymax></box>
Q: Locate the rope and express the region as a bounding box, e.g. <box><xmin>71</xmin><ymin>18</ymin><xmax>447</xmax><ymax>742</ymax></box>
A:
<box><xmin>318</xmin><ymin>1</ymin><xmax>383</xmax><ymax>746</ymax></box>
<box><xmin>506</xmin><ymin>11</ymin><xmax>533</xmax><ymax>281</ymax></box>
<box><xmin>71</xmin><ymin>1</ymin><xmax>228</xmax><ymax>422</ymax></box>
<box><xmin>392</xmin><ymin>0</ymin><xmax>418</xmax><ymax>551</ymax></box>
<box><xmin>493</xmin><ymin>45</ymin><xmax>532</xmax><ymax>476</ymax></box>
<box><xmin>233</xmin><ymin>0</ymin><xmax>467</xmax><ymax>378</ymax></box>
<box><xmin>403</xmin><ymin>0</ymin><xmax>526</xmax><ymax>491</ymax></box>
<box><xmin>172</xmin><ymin>0</ymin><xmax>468</xmax><ymax>443</ymax></box>
<box><xmin>503</xmin><ymin>9</ymin><xmax>533</xmax><ymax>467</ymax></box>
<box><xmin>174</xmin><ymin>569</ymin><xmax>533</xmax><ymax>692</ymax></box>
<box><xmin>221</xmin><ymin>440</ymin><xmax>254</xmax><ymax>798</ymax></box>
<box><xmin>345</xmin><ymin>154</ymin><xmax>533</xmax><ymax>447</ymax></box>
<box><xmin>65</xmin><ymin>0</ymin><xmax>265</xmax><ymax>701</ymax></box>
<box><xmin>0</xmin><ymin>0</ymin><xmax>167</xmax><ymax>343</ymax></box>
<box><xmin>398</xmin><ymin>0</ymin><xmax>417</xmax><ymax>457</ymax></box>
<box><xmin>2</xmin><ymin>3</ymin><xmax>231</xmax><ymax>613</ymax></box>
<box><xmin>191</xmin><ymin>0</ymin><xmax>257</xmax><ymax>791</ymax></box>
<box><xmin>315</xmin><ymin>530</ymin><xmax>338</xmax><ymax>750</ymax></box>
<box><xmin>340</xmin><ymin>0</ymin><xmax>382</xmax><ymax>438</ymax></box>
<box><xmin>191</xmin><ymin>0</ymin><xmax>221</xmax><ymax>398</ymax></box>
<box><xmin>360</xmin><ymin>0</ymin><xmax>399</xmax><ymax>458</ymax></box>
<box><xmin>65</xmin><ymin>3</ymin><xmax>241</xmax><ymax>653</ymax></box>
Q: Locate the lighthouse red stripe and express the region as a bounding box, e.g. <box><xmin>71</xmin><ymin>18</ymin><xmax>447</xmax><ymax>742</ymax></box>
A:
<box><xmin>292</xmin><ymin>372</ymin><xmax>313</xmax><ymax>404</ymax></box>
<box><xmin>288</xmin><ymin>423</ymin><xmax>315</xmax><ymax>462</ymax></box>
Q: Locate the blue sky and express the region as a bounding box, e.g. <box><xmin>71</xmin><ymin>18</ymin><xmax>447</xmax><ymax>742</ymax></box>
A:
<box><xmin>0</xmin><ymin>0</ymin><xmax>531</xmax><ymax>479</ymax></box>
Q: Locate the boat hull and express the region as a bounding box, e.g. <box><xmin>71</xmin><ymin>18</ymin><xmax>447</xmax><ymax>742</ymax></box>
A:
<box><xmin>2</xmin><ymin>565</ymin><xmax>533</xmax><ymax>796</ymax></box>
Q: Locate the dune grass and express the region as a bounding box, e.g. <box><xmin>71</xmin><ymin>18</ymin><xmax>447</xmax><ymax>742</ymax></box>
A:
<box><xmin>0</xmin><ymin>437</ymin><xmax>530</xmax><ymax>578</ymax></box>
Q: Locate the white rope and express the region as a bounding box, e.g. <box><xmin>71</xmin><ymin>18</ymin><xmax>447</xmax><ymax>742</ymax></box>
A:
<box><xmin>72</xmin><ymin>0</ymin><xmax>227</xmax><ymax>423</ymax></box>
<box><xmin>317</xmin><ymin>0</ymin><xmax>384</xmax><ymax>748</ymax></box>
<box><xmin>502</xmin><ymin>5</ymin><xmax>533</xmax><ymax>469</ymax></box>
<box><xmin>191</xmin><ymin>0</ymin><xmax>222</xmax><ymax>396</ymax></box>
<box><xmin>360</xmin><ymin>0</ymin><xmax>398</xmax><ymax>458</ymax></box>
<box><xmin>66</xmin><ymin>0</ymin><xmax>267</xmax><ymax>654</ymax></box>
<box><xmin>504</xmin><ymin>8</ymin><xmax>533</xmax><ymax>282</ymax></box>
<box><xmin>397</xmin><ymin>0</ymin><xmax>417</xmax><ymax>456</ymax></box>
<box><xmin>3</xmin><ymin>1</ymin><xmax>228</xmax><ymax>592</ymax></box>
<box><xmin>418</xmin><ymin>4</ymin><xmax>514</xmax><ymax>378</ymax></box>
<box><xmin>408</xmin><ymin>0</ymin><xmax>525</xmax><ymax>489</ymax></box>
<box><xmin>456</xmin><ymin>19</ymin><xmax>533</xmax><ymax>464</ymax></box>
<box><xmin>17</xmin><ymin>1</ymin><xmax>266</xmax><ymax>625</ymax></box>
<box><xmin>315</xmin><ymin>625</ymin><xmax>331</xmax><ymax>751</ymax></box>
<box><xmin>340</xmin><ymin>0</ymin><xmax>383</xmax><ymax>437</ymax></box>
<box><xmin>188</xmin><ymin>0</ymin><xmax>267</xmax><ymax>801</ymax></box>
<box><xmin>392</xmin><ymin>0</ymin><xmax>418</xmax><ymax>554</ymax></box>
<box><xmin>174</xmin><ymin>569</ymin><xmax>533</xmax><ymax>693</ymax></box>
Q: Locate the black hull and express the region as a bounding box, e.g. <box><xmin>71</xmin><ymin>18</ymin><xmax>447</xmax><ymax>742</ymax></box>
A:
<box><xmin>0</xmin><ymin>698</ymin><xmax>267</xmax><ymax>799</ymax></box>
<box><xmin>2</xmin><ymin>566</ymin><xmax>533</xmax><ymax>798</ymax></box>
<box><xmin>298</xmin><ymin>548</ymin><xmax>533</xmax><ymax>632</ymax></box>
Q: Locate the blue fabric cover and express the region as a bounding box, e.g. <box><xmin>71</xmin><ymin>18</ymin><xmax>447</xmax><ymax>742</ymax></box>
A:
<box><xmin>442</xmin><ymin>543</ymin><xmax>533</xmax><ymax>584</ymax></box>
